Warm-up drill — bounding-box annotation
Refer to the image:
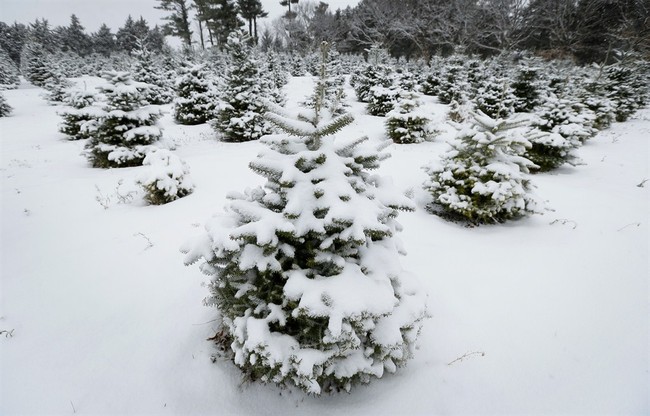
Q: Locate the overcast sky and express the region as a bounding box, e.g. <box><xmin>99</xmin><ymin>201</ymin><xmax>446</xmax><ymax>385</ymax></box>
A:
<box><xmin>0</xmin><ymin>0</ymin><xmax>360</xmax><ymax>32</ymax></box>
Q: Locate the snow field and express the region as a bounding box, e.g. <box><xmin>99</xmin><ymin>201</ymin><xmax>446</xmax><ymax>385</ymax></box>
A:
<box><xmin>1</xmin><ymin>76</ymin><xmax>648</xmax><ymax>414</ymax></box>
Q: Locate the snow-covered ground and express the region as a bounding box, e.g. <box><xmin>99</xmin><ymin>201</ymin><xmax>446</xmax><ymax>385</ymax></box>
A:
<box><xmin>1</xmin><ymin>76</ymin><xmax>648</xmax><ymax>415</ymax></box>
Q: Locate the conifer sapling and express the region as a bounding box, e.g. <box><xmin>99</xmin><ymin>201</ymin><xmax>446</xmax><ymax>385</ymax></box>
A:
<box><xmin>182</xmin><ymin>42</ymin><xmax>427</xmax><ymax>394</ymax></box>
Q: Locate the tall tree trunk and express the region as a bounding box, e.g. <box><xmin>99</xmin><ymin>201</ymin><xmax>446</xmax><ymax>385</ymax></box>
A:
<box><xmin>249</xmin><ymin>18</ymin><xmax>253</xmax><ymax>37</ymax></box>
<box><xmin>254</xmin><ymin>17</ymin><xmax>258</xmax><ymax>44</ymax></box>
<box><xmin>197</xmin><ymin>19</ymin><xmax>205</xmax><ymax>49</ymax></box>
<box><xmin>207</xmin><ymin>26</ymin><xmax>214</xmax><ymax>47</ymax></box>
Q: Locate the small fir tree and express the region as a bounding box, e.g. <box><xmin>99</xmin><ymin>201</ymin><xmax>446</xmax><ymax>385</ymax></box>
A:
<box><xmin>524</xmin><ymin>128</ymin><xmax>582</xmax><ymax>172</ymax></box>
<box><xmin>437</xmin><ymin>64</ymin><xmax>465</xmax><ymax>105</ymax></box>
<box><xmin>58</xmin><ymin>89</ymin><xmax>102</xmax><ymax>140</ymax></box>
<box><xmin>85</xmin><ymin>71</ymin><xmax>162</xmax><ymax>168</ymax></box>
<box><xmin>535</xmin><ymin>94</ymin><xmax>595</xmax><ymax>143</ymax></box>
<box><xmin>0</xmin><ymin>47</ymin><xmax>20</xmax><ymax>89</ymax></box>
<box><xmin>353</xmin><ymin>46</ymin><xmax>393</xmax><ymax>103</ymax></box>
<box><xmin>423</xmin><ymin>110</ymin><xmax>541</xmax><ymax>223</ymax></box>
<box><xmin>182</xmin><ymin>42</ymin><xmax>427</xmax><ymax>394</ymax></box>
<box><xmin>603</xmin><ymin>64</ymin><xmax>639</xmax><ymax>122</ymax></box>
<box><xmin>213</xmin><ymin>31</ymin><xmax>272</xmax><ymax>142</ymax></box>
<box><xmin>20</xmin><ymin>41</ymin><xmax>58</xmax><ymax>87</ymax></box>
<box><xmin>42</xmin><ymin>71</ymin><xmax>73</xmax><ymax>104</ymax></box>
<box><xmin>420</xmin><ymin>70</ymin><xmax>442</xmax><ymax>96</ymax></box>
<box><xmin>137</xmin><ymin>148</ymin><xmax>195</xmax><ymax>205</ymax></box>
<box><xmin>132</xmin><ymin>42</ymin><xmax>175</xmax><ymax>105</ymax></box>
<box><xmin>174</xmin><ymin>64</ymin><xmax>218</xmax><ymax>125</ymax></box>
<box><xmin>367</xmin><ymin>84</ymin><xmax>399</xmax><ymax>117</ymax></box>
<box><xmin>473</xmin><ymin>76</ymin><xmax>516</xmax><ymax>119</ymax></box>
<box><xmin>385</xmin><ymin>89</ymin><xmax>431</xmax><ymax>144</ymax></box>
<box><xmin>0</xmin><ymin>92</ymin><xmax>12</xmax><ymax>117</ymax></box>
<box><xmin>511</xmin><ymin>64</ymin><xmax>541</xmax><ymax>112</ymax></box>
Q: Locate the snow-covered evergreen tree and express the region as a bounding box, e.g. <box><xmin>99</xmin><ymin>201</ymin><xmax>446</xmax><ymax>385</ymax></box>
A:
<box><xmin>420</xmin><ymin>70</ymin><xmax>441</xmax><ymax>97</ymax></box>
<box><xmin>182</xmin><ymin>42</ymin><xmax>427</xmax><ymax>394</ymax></box>
<box><xmin>367</xmin><ymin>84</ymin><xmax>399</xmax><ymax>117</ymax></box>
<box><xmin>137</xmin><ymin>148</ymin><xmax>195</xmax><ymax>205</ymax></box>
<box><xmin>385</xmin><ymin>89</ymin><xmax>431</xmax><ymax>144</ymax></box>
<box><xmin>0</xmin><ymin>47</ymin><xmax>20</xmax><ymax>89</ymax></box>
<box><xmin>302</xmin><ymin>43</ymin><xmax>346</xmax><ymax>115</ymax></box>
<box><xmin>42</xmin><ymin>71</ymin><xmax>73</xmax><ymax>104</ymax></box>
<box><xmin>423</xmin><ymin>111</ymin><xmax>541</xmax><ymax>223</ymax></box>
<box><xmin>85</xmin><ymin>71</ymin><xmax>162</xmax><ymax>168</ymax></box>
<box><xmin>263</xmin><ymin>51</ymin><xmax>289</xmax><ymax>106</ymax></box>
<box><xmin>58</xmin><ymin>89</ymin><xmax>102</xmax><ymax>140</ymax></box>
<box><xmin>603</xmin><ymin>64</ymin><xmax>639</xmax><ymax>122</ymax></box>
<box><xmin>20</xmin><ymin>41</ymin><xmax>57</xmax><ymax>87</ymax></box>
<box><xmin>173</xmin><ymin>64</ymin><xmax>218</xmax><ymax>125</ymax></box>
<box><xmin>524</xmin><ymin>127</ymin><xmax>581</xmax><ymax>172</ymax></box>
<box><xmin>511</xmin><ymin>64</ymin><xmax>541</xmax><ymax>112</ymax></box>
<box><xmin>473</xmin><ymin>75</ymin><xmax>516</xmax><ymax>120</ymax></box>
<box><xmin>0</xmin><ymin>92</ymin><xmax>12</xmax><ymax>117</ymax></box>
<box><xmin>213</xmin><ymin>31</ymin><xmax>272</xmax><ymax>142</ymax></box>
<box><xmin>578</xmin><ymin>78</ymin><xmax>616</xmax><ymax>131</ymax></box>
<box><xmin>535</xmin><ymin>94</ymin><xmax>594</xmax><ymax>144</ymax></box>
<box><xmin>437</xmin><ymin>64</ymin><xmax>465</xmax><ymax>105</ymax></box>
<box><xmin>353</xmin><ymin>45</ymin><xmax>393</xmax><ymax>103</ymax></box>
<box><xmin>132</xmin><ymin>42</ymin><xmax>174</xmax><ymax>105</ymax></box>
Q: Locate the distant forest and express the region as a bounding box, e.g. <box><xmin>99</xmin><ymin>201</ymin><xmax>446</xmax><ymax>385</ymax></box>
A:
<box><xmin>1</xmin><ymin>0</ymin><xmax>648</xmax><ymax>64</ymax></box>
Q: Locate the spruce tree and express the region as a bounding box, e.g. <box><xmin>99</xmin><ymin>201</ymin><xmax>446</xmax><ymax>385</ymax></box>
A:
<box><xmin>423</xmin><ymin>111</ymin><xmax>541</xmax><ymax>223</ymax></box>
<box><xmin>0</xmin><ymin>92</ymin><xmax>12</xmax><ymax>117</ymax></box>
<box><xmin>20</xmin><ymin>41</ymin><xmax>57</xmax><ymax>87</ymax></box>
<box><xmin>367</xmin><ymin>84</ymin><xmax>399</xmax><ymax>117</ymax></box>
<box><xmin>85</xmin><ymin>71</ymin><xmax>162</xmax><ymax>168</ymax></box>
<box><xmin>386</xmin><ymin>90</ymin><xmax>431</xmax><ymax>144</ymax></box>
<box><xmin>42</xmin><ymin>71</ymin><xmax>73</xmax><ymax>104</ymax></box>
<box><xmin>58</xmin><ymin>89</ymin><xmax>102</xmax><ymax>140</ymax></box>
<box><xmin>437</xmin><ymin>64</ymin><xmax>465</xmax><ymax>105</ymax></box>
<box><xmin>0</xmin><ymin>47</ymin><xmax>20</xmax><ymax>89</ymax></box>
<box><xmin>174</xmin><ymin>64</ymin><xmax>218</xmax><ymax>125</ymax></box>
<box><xmin>182</xmin><ymin>42</ymin><xmax>427</xmax><ymax>394</ymax></box>
<box><xmin>137</xmin><ymin>148</ymin><xmax>195</xmax><ymax>205</ymax></box>
<box><xmin>511</xmin><ymin>64</ymin><xmax>541</xmax><ymax>112</ymax></box>
<box><xmin>213</xmin><ymin>30</ymin><xmax>271</xmax><ymax>142</ymax></box>
<box><xmin>473</xmin><ymin>76</ymin><xmax>516</xmax><ymax>120</ymax></box>
<box><xmin>604</xmin><ymin>64</ymin><xmax>639</xmax><ymax>122</ymax></box>
<box><xmin>525</xmin><ymin>94</ymin><xmax>592</xmax><ymax>171</ymax></box>
<box><xmin>132</xmin><ymin>41</ymin><xmax>174</xmax><ymax>105</ymax></box>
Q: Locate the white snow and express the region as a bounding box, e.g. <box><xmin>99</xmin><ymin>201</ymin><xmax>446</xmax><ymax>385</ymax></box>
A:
<box><xmin>1</xmin><ymin>75</ymin><xmax>648</xmax><ymax>414</ymax></box>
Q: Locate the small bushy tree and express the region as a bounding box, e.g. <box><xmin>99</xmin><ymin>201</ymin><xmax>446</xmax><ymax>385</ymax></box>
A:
<box><xmin>423</xmin><ymin>111</ymin><xmax>541</xmax><ymax>223</ymax></box>
<box><xmin>20</xmin><ymin>41</ymin><xmax>57</xmax><ymax>87</ymax></box>
<box><xmin>367</xmin><ymin>84</ymin><xmax>399</xmax><ymax>117</ymax></box>
<box><xmin>182</xmin><ymin>42</ymin><xmax>427</xmax><ymax>394</ymax></box>
<box><xmin>0</xmin><ymin>92</ymin><xmax>12</xmax><ymax>117</ymax></box>
<box><xmin>385</xmin><ymin>90</ymin><xmax>431</xmax><ymax>144</ymax></box>
<box><xmin>213</xmin><ymin>31</ymin><xmax>271</xmax><ymax>142</ymax></box>
<box><xmin>0</xmin><ymin>47</ymin><xmax>20</xmax><ymax>89</ymax></box>
<box><xmin>174</xmin><ymin>64</ymin><xmax>218</xmax><ymax>125</ymax></box>
<box><xmin>85</xmin><ymin>71</ymin><xmax>162</xmax><ymax>168</ymax></box>
<box><xmin>58</xmin><ymin>89</ymin><xmax>102</xmax><ymax>140</ymax></box>
<box><xmin>138</xmin><ymin>148</ymin><xmax>194</xmax><ymax>204</ymax></box>
<box><xmin>132</xmin><ymin>42</ymin><xmax>174</xmax><ymax>105</ymax></box>
<box><xmin>473</xmin><ymin>76</ymin><xmax>516</xmax><ymax>119</ymax></box>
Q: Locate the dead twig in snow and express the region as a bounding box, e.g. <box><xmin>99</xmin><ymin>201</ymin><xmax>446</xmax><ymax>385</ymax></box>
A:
<box><xmin>550</xmin><ymin>218</ymin><xmax>577</xmax><ymax>229</ymax></box>
<box><xmin>70</xmin><ymin>400</ymin><xmax>76</xmax><ymax>413</ymax></box>
<box><xmin>447</xmin><ymin>351</ymin><xmax>485</xmax><ymax>366</ymax></box>
<box><xmin>134</xmin><ymin>232</ymin><xmax>154</xmax><ymax>250</ymax></box>
<box><xmin>636</xmin><ymin>179</ymin><xmax>648</xmax><ymax>188</ymax></box>
<box><xmin>617</xmin><ymin>222</ymin><xmax>641</xmax><ymax>232</ymax></box>
<box><xmin>0</xmin><ymin>329</ymin><xmax>15</xmax><ymax>338</ymax></box>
